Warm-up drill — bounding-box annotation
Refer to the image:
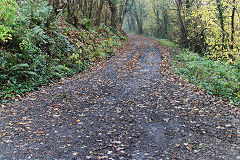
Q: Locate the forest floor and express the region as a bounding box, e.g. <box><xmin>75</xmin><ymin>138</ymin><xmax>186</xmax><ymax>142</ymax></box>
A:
<box><xmin>0</xmin><ymin>35</ymin><xmax>239</xmax><ymax>159</ymax></box>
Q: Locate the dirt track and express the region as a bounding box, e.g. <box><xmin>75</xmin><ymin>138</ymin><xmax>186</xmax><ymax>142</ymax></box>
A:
<box><xmin>0</xmin><ymin>35</ymin><xmax>239</xmax><ymax>159</ymax></box>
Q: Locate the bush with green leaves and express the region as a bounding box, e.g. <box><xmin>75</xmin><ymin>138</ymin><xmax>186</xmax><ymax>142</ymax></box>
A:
<box><xmin>172</xmin><ymin>50</ymin><xmax>240</xmax><ymax>105</ymax></box>
<box><xmin>0</xmin><ymin>0</ymin><xmax>19</xmax><ymax>42</ymax></box>
<box><xmin>0</xmin><ymin>0</ymin><xmax>125</xmax><ymax>103</ymax></box>
<box><xmin>0</xmin><ymin>49</ymin><xmax>72</xmax><ymax>102</ymax></box>
<box><xmin>0</xmin><ymin>0</ymin><xmax>73</xmax><ymax>102</ymax></box>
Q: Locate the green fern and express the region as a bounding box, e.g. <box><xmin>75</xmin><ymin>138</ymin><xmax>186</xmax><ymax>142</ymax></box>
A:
<box><xmin>10</xmin><ymin>63</ymin><xmax>29</xmax><ymax>71</ymax></box>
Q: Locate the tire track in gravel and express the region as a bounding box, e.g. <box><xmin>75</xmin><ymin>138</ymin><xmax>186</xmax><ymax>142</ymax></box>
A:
<box><xmin>0</xmin><ymin>34</ymin><xmax>239</xmax><ymax>160</ymax></box>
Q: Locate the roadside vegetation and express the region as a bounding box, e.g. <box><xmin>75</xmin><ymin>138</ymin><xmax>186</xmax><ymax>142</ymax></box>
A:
<box><xmin>1</xmin><ymin>0</ymin><xmax>240</xmax><ymax>105</ymax></box>
<box><xmin>156</xmin><ymin>39</ymin><xmax>240</xmax><ymax>105</ymax></box>
<box><xmin>124</xmin><ymin>0</ymin><xmax>240</xmax><ymax>64</ymax></box>
<box><xmin>123</xmin><ymin>0</ymin><xmax>240</xmax><ymax>105</ymax></box>
<box><xmin>0</xmin><ymin>0</ymin><xmax>132</xmax><ymax>103</ymax></box>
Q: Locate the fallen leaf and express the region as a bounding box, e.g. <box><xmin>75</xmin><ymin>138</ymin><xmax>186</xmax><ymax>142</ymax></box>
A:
<box><xmin>163</xmin><ymin>118</ymin><xmax>170</xmax><ymax>122</ymax></box>
<box><xmin>73</xmin><ymin>152</ymin><xmax>78</xmax><ymax>156</ymax></box>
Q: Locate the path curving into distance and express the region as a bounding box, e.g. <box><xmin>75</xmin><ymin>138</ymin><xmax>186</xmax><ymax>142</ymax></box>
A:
<box><xmin>0</xmin><ymin>35</ymin><xmax>239</xmax><ymax>159</ymax></box>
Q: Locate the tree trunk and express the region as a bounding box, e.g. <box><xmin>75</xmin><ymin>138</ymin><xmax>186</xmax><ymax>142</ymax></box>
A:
<box><xmin>107</xmin><ymin>0</ymin><xmax>117</xmax><ymax>28</ymax></box>
<box><xmin>175</xmin><ymin>0</ymin><xmax>188</xmax><ymax>47</ymax></box>
<box><xmin>130</xmin><ymin>15</ymin><xmax>136</xmax><ymax>32</ymax></box>
<box><xmin>163</xmin><ymin>9</ymin><xmax>169</xmax><ymax>39</ymax></box>
<box><xmin>84</xmin><ymin>0</ymin><xmax>88</xmax><ymax>17</ymax></box>
<box><xmin>88</xmin><ymin>0</ymin><xmax>94</xmax><ymax>19</ymax></box>
<box><xmin>127</xmin><ymin>16</ymin><xmax>133</xmax><ymax>32</ymax></box>
<box><xmin>134</xmin><ymin>3</ymin><xmax>143</xmax><ymax>34</ymax></box>
<box><xmin>96</xmin><ymin>0</ymin><xmax>104</xmax><ymax>25</ymax></box>
<box><xmin>216</xmin><ymin>0</ymin><xmax>226</xmax><ymax>49</ymax></box>
<box><xmin>119</xmin><ymin>0</ymin><xmax>132</xmax><ymax>26</ymax></box>
<box><xmin>230</xmin><ymin>0</ymin><xmax>236</xmax><ymax>49</ymax></box>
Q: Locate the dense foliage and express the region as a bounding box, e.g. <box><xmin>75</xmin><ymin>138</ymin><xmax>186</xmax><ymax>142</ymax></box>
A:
<box><xmin>1</xmin><ymin>0</ymin><xmax>239</xmax><ymax>104</ymax></box>
<box><xmin>122</xmin><ymin>0</ymin><xmax>240</xmax><ymax>103</ymax></box>
<box><xmin>0</xmin><ymin>0</ymin><xmax>128</xmax><ymax>103</ymax></box>
<box><xmin>155</xmin><ymin>38</ymin><xmax>240</xmax><ymax>105</ymax></box>
<box><xmin>173</xmin><ymin>51</ymin><xmax>240</xmax><ymax>104</ymax></box>
<box><xmin>123</xmin><ymin>0</ymin><xmax>240</xmax><ymax>64</ymax></box>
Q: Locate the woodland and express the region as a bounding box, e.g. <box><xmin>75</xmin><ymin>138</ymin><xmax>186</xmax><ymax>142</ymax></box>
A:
<box><xmin>0</xmin><ymin>0</ymin><xmax>240</xmax><ymax>103</ymax></box>
<box><xmin>0</xmin><ymin>0</ymin><xmax>240</xmax><ymax>159</ymax></box>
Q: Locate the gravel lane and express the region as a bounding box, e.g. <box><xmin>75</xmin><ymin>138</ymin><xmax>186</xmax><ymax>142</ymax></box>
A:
<box><xmin>0</xmin><ymin>35</ymin><xmax>239</xmax><ymax>160</ymax></box>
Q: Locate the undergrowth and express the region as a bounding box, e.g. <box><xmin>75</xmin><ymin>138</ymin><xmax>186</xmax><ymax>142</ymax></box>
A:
<box><xmin>156</xmin><ymin>38</ymin><xmax>240</xmax><ymax>105</ymax></box>
<box><xmin>0</xmin><ymin>0</ymin><xmax>126</xmax><ymax>103</ymax></box>
<box><xmin>154</xmin><ymin>38</ymin><xmax>178</xmax><ymax>48</ymax></box>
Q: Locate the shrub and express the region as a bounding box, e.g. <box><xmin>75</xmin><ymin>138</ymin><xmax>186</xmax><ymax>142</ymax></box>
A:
<box><xmin>172</xmin><ymin>51</ymin><xmax>240</xmax><ymax>104</ymax></box>
<box><xmin>0</xmin><ymin>1</ymin><xmax>124</xmax><ymax>103</ymax></box>
<box><xmin>0</xmin><ymin>0</ymin><xmax>19</xmax><ymax>42</ymax></box>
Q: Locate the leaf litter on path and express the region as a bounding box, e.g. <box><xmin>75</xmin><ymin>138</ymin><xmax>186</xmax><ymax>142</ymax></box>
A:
<box><xmin>0</xmin><ymin>34</ymin><xmax>239</xmax><ymax>159</ymax></box>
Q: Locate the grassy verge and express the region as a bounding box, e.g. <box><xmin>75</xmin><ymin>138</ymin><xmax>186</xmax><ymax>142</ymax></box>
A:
<box><xmin>153</xmin><ymin>38</ymin><xmax>179</xmax><ymax>48</ymax></box>
<box><xmin>156</xmin><ymin>39</ymin><xmax>240</xmax><ymax>105</ymax></box>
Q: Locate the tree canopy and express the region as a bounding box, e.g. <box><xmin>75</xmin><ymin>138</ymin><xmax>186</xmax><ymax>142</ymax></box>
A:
<box><xmin>123</xmin><ymin>0</ymin><xmax>240</xmax><ymax>63</ymax></box>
